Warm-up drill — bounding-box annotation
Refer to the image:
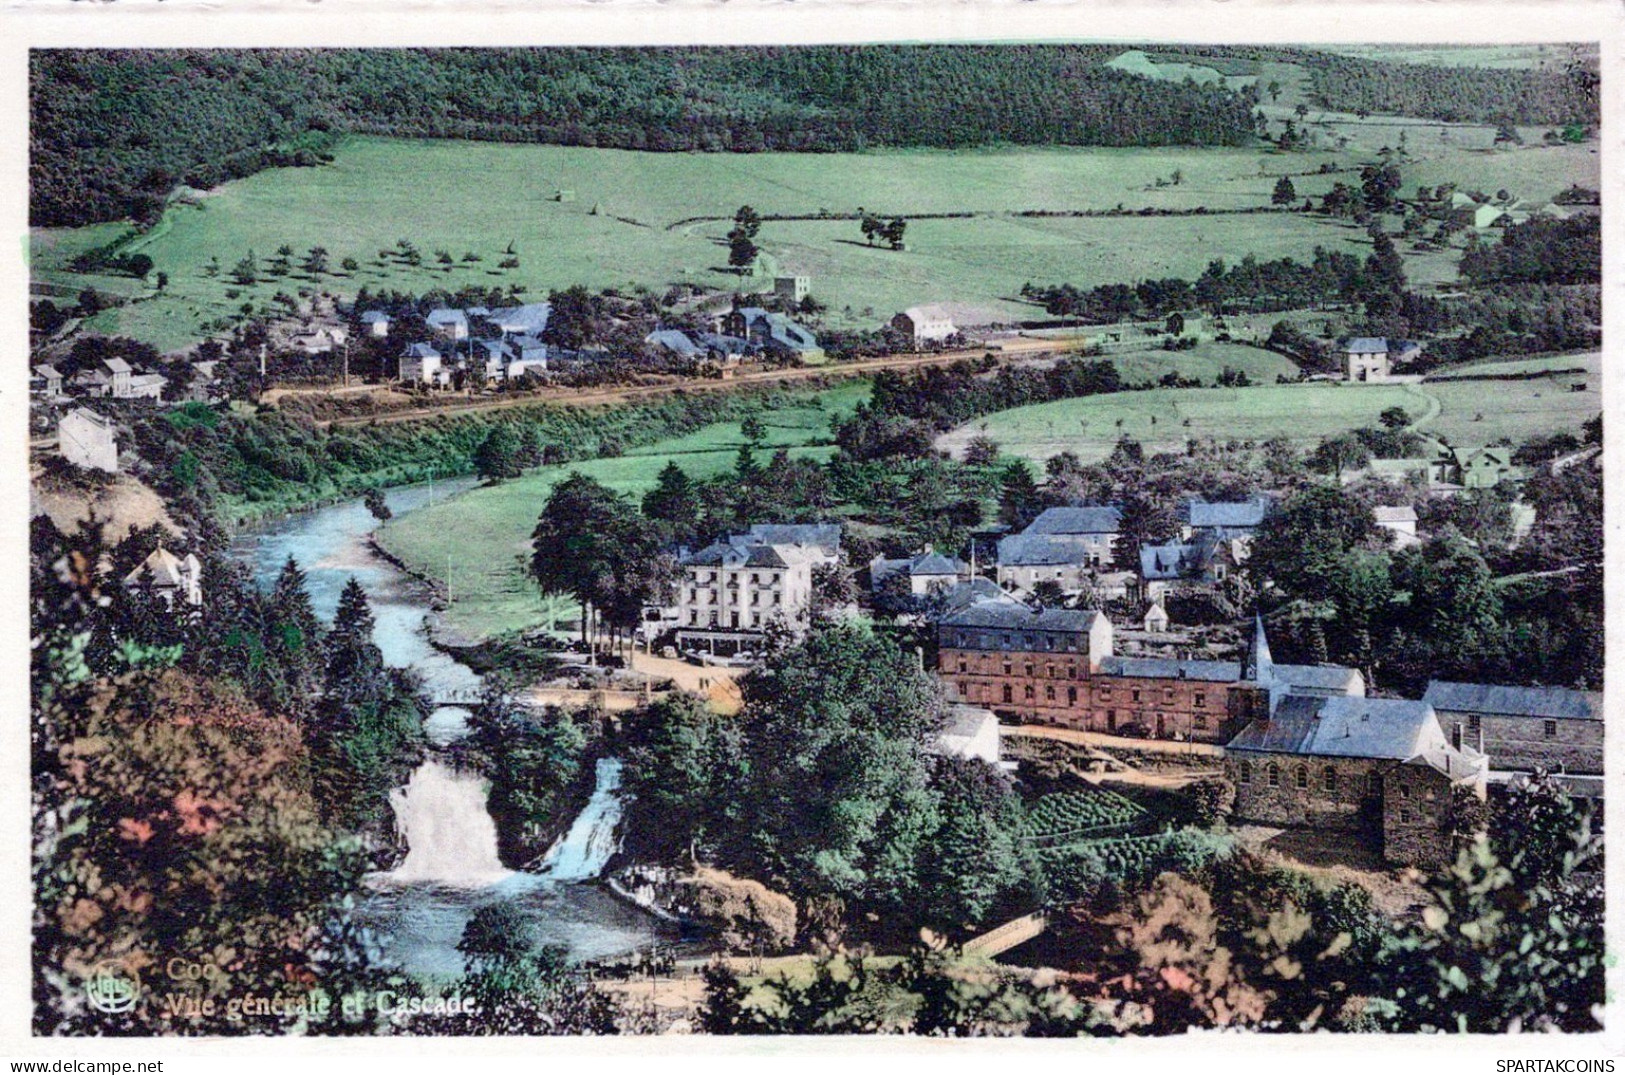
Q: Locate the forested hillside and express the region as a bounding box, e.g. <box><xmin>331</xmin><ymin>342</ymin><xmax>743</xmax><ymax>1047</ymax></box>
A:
<box><xmin>30</xmin><ymin>47</ymin><xmax>1258</xmax><ymax>227</ymax></box>
<box><xmin>1302</xmin><ymin>52</ymin><xmax>1598</xmax><ymax>126</ymax></box>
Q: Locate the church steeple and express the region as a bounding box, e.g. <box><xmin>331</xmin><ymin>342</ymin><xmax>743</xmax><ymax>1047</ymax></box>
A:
<box><xmin>1243</xmin><ymin>613</ymin><xmax>1274</xmax><ymax>684</ymax></box>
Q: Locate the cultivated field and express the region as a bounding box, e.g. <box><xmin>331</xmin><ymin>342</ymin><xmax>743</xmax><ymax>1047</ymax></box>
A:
<box><xmin>376</xmin><ymin>382</ymin><xmax>868</xmax><ymax>640</ymax></box>
<box><xmin>32</xmin><ymin>134</ymin><xmax>1593</xmax><ymax>353</ymax></box>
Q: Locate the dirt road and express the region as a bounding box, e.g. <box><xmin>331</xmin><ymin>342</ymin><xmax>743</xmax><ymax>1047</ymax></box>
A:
<box><xmin>305</xmin><ymin>343</ymin><xmax>1052</xmax><ymax>429</ymax></box>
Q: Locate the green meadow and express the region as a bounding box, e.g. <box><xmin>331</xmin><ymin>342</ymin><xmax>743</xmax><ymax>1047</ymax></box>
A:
<box><xmin>31</xmin><ymin>136</ymin><xmax>1415</xmax><ymax>352</ymax></box>
<box><xmin>375</xmin><ymin>381</ymin><xmax>869</xmax><ymax>641</ymax></box>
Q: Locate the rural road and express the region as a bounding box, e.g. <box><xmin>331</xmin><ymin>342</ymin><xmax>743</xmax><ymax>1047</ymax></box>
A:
<box><xmin>308</xmin><ymin>344</ymin><xmax>1045</xmax><ymax>429</ymax></box>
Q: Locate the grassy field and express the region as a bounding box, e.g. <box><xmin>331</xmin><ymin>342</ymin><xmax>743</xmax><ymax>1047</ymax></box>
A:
<box><xmin>34</xmin><ymin>134</ymin><xmax>1586</xmax><ymax>353</ymax></box>
<box><xmin>937</xmin><ymin>359</ymin><xmax>1600</xmax><ymax>465</ymax></box>
<box><xmin>376</xmin><ymin>381</ymin><xmax>869</xmax><ymax>641</ymax></box>
<box><xmin>1425</xmin><ymin>351</ymin><xmax>1599</xmax><ymax>380</ymax></box>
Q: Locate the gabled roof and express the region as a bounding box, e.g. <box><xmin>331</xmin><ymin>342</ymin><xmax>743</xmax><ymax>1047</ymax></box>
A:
<box><xmin>1187</xmin><ymin>496</ymin><xmax>1271</xmax><ymax>531</ymax></box>
<box><xmin>939</xmin><ymin>602</ymin><xmax>1106</xmax><ymax>634</ymax></box>
<box><xmin>404</xmin><ymin>343</ymin><xmax>442</xmax><ymax>360</ymax></box>
<box><xmin>34</xmin><ymin>364</ymin><xmax>62</xmax><ymax>379</ymax></box>
<box><xmin>102</xmin><ymin>358</ymin><xmax>133</xmax><ymax>374</ymax></box>
<box><xmin>510</xmin><ymin>334</ymin><xmax>548</xmax><ymax>353</ymax></box>
<box><xmin>937</xmin><ymin>579</ymin><xmax>1018</xmax><ymax>617</ymax></box>
<box><xmin>1342</xmin><ymin>337</ymin><xmax>1388</xmax><ymax>354</ymax></box>
<box><xmin>1228</xmin><ymin>695</ymin><xmax>1444</xmax><ymax>760</ymax></box>
<box><xmin>998</xmin><ymin>534</ymin><xmax>1093</xmax><ymax>567</ymax></box>
<box><xmin>1140</xmin><ymin>541</ymin><xmax>1202</xmax><ymax>580</ymax></box>
<box><xmin>64</xmin><ymin>407</ymin><xmax>114</xmax><ymax>431</ymax></box>
<box><xmin>1423</xmin><ymin>680</ymin><xmax>1599</xmax><ymax>721</ymax></box>
<box><xmin>1270</xmin><ymin>663</ymin><xmax>1364</xmax><ymax>694</ymax></box>
<box><xmin>123</xmin><ymin>547</ymin><xmax>195</xmax><ymax>589</ymax></box>
<box><xmin>1025</xmin><ymin>506</ymin><xmax>1122</xmax><ymax>536</ymax></box>
<box><xmin>1099</xmin><ymin>655</ymin><xmax>1241</xmax><ymax>683</ymax></box>
<box><xmin>647</xmin><ymin>329</ymin><xmax>703</xmax><ymax>356</ymax></box>
<box><xmin>426</xmin><ymin>308</ymin><xmax>468</xmax><ymax>327</ymax></box>
<box><xmin>682</xmin><ymin>542</ymin><xmax>790</xmax><ymax>569</ymax></box>
<box><xmin>359</xmin><ymin>310</ymin><xmax>392</xmax><ymax>324</ymax></box>
<box><xmin>900</xmin><ymin>304</ymin><xmax>956</xmax><ymax>324</ymax></box>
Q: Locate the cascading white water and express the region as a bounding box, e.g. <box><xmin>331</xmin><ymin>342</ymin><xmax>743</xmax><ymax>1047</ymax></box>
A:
<box><xmin>540</xmin><ymin>758</ymin><xmax>625</xmax><ymax>882</ymax></box>
<box><xmin>386</xmin><ymin>758</ymin><xmax>512</xmax><ymax>887</ymax></box>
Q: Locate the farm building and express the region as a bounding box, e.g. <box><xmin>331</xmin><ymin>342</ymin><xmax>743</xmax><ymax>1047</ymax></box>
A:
<box><xmin>1429</xmin><ymin>445</ymin><xmax>1514</xmax><ymax>490</ymax></box>
<box><xmin>71</xmin><ymin>358</ymin><xmax>166</xmax><ymax>400</ymax></box>
<box><xmin>490</xmin><ymin>303</ymin><xmax>553</xmax><ymax>338</ymax></box>
<box><xmin>58</xmin><ymin>408</ymin><xmax>120</xmax><ymax>473</ymax></box>
<box><xmin>1342</xmin><ymin>338</ymin><xmax>1392</xmax><ymax>382</ymax></box>
<box><xmin>721</xmin><ymin>307</ymin><xmax>823</xmax><ymax>361</ymax></box>
<box><xmin>931</xmin><ymin>705</ymin><xmax>1003</xmax><ymax>767</ymax></box>
<box><xmin>892</xmin><ymin>305</ymin><xmax>958</xmax><ymax>348</ymax></box>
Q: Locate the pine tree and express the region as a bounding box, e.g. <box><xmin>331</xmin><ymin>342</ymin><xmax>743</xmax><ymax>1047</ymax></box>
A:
<box><xmin>326</xmin><ymin>576</ymin><xmax>384</xmax><ymax>694</ymax></box>
<box><xmin>997</xmin><ymin>462</ymin><xmax>1040</xmax><ymax>530</ymax></box>
<box><xmin>1271</xmin><ymin>175</ymin><xmax>1297</xmax><ymax>205</ymax></box>
<box><xmin>269</xmin><ymin>556</ymin><xmax>325</xmax><ymax>702</ymax></box>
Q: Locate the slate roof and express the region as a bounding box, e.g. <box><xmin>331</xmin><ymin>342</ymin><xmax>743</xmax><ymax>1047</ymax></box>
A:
<box><xmin>1140</xmin><ymin>541</ymin><xmax>1201</xmax><ymax>580</ymax></box>
<box><xmin>102</xmin><ymin>358</ymin><xmax>133</xmax><ymax>374</ymax></box>
<box><xmin>1343</xmin><ymin>337</ymin><xmax>1388</xmax><ymax>354</ymax></box>
<box><xmin>1270</xmin><ymin>663</ymin><xmax>1364</xmax><ymax>693</ymax></box>
<box><xmin>1423</xmin><ymin>680</ymin><xmax>1599</xmax><ymax>721</ymax></box>
<box><xmin>682</xmin><ymin>542</ymin><xmax>791</xmax><ymax>569</ymax></box>
<box><xmin>872</xmin><ymin>551</ymin><xmax>965</xmax><ymax>583</ymax></box>
<box><xmin>998</xmin><ymin>535</ymin><xmax>1092</xmax><ymax>567</ymax></box>
<box><xmin>1227</xmin><ymin>695</ymin><xmax>1443</xmax><ymax>760</ymax></box>
<box><xmin>1373</xmin><ymin>505</ymin><xmax>1418</xmax><ymax>525</ymax></box>
<box><xmin>1025</xmin><ymin>506</ymin><xmax>1122</xmax><ymax>536</ymax></box>
<box><xmin>647</xmin><ymin>329</ymin><xmax>702</xmax><ymax>356</ymax></box>
<box><xmin>65</xmin><ymin>407</ymin><xmax>115</xmax><ymax>431</ymax></box>
<box><xmin>34</xmin><ymin>364</ymin><xmax>62</xmax><ymax>379</ymax></box>
<box><xmin>489</xmin><ymin>304</ymin><xmax>553</xmax><ymax>336</ymax></box>
<box><xmin>404</xmin><ymin>343</ymin><xmax>442</xmax><ymax>360</ymax></box>
<box><xmin>1187</xmin><ymin>496</ymin><xmax>1271</xmax><ymax>531</ymax></box>
<box><xmin>360</xmin><ymin>310</ymin><xmax>391</xmax><ymax>325</ymax></box>
<box><xmin>1098</xmin><ymin>656</ymin><xmax>1242</xmax><ymax>683</ymax></box>
<box><xmin>426</xmin><ymin>308</ymin><xmax>468</xmax><ymax>329</ymax></box>
<box><xmin>937</xmin><ymin>579</ymin><xmax>1018</xmax><ymax>617</ymax></box>
<box><xmin>741</xmin><ymin>524</ymin><xmax>840</xmax><ymax>552</ymax></box>
<box><xmin>939</xmin><ymin>602</ymin><xmax>1106</xmax><ymax>634</ymax></box>
<box><xmin>900</xmin><ymin>304</ymin><xmax>956</xmax><ymax>324</ymax></box>
<box><xmin>510</xmin><ymin>334</ymin><xmax>548</xmax><ymax>355</ymax></box>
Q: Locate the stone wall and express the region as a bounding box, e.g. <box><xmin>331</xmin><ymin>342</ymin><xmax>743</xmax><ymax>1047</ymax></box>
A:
<box><xmin>1227</xmin><ymin>752</ymin><xmax>1383</xmax><ymax>833</ymax></box>
<box><xmin>1440</xmin><ymin>712</ymin><xmax>1602</xmax><ymax>775</ymax></box>
<box><xmin>1381</xmin><ymin>765</ymin><xmax>1456</xmax><ymax>868</ymax></box>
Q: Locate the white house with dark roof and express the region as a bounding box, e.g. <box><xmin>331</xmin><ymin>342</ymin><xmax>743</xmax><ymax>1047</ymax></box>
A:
<box><xmin>1342</xmin><ymin>337</ymin><xmax>1392</xmax><ymax>382</ymax></box>
<box><xmin>869</xmin><ymin>549</ymin><xmax>966</xmax><ymax>596</ymax></box>
<box><xmin>426</xmin><ymin>308</ymin><xmax>469</xmax><ymax>340</ymax></box>
<box><xmin>33</xmin><ymin>364</ymin><xmax>64</xmax><ymax>399</ymax></box>
<box><xmin>400</xmin><ymin>343</ymin><xmax>444</xmax><ymax>384</ymax></box>
<box><xmin>1373</xmin><ymin>505</ymin><xmax>1421</xmax><ymax>548</ymax></box>
<box><xmin>123</xmin><ymin>547</ymin><xmax>203</xmax><ymax>609</ymax></box>
<box><xmin>1423</xmin><ymin>680</ymin><xmax>1602</xmax><ymax>776</ymax></box>
<box><xmin>996</xmin><ymin>506</ymin><xmax>1122</xmax><ymax>592</ymax></box>
<box><xmin>359</xmin><ymin>310</ymin><xmax>393</xmax><ymax>338</ymax></box>
<box><xmin>58</xmin><ymin>408</ymin><xmax>119</xmax><ymax>472</ymax></box>
<box><xmin>664</xmin><ymin>524</ymin><xmax>841</xmax><ymax>657</ymax></box>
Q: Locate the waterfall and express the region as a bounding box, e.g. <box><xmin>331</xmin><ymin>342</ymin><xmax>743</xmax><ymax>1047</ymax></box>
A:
<box><xmin>385</xmin><ymin>758</ymin><xmax>511</xmax><ymax>887</ymax></box>
<box><xmin>540</xmin><ymin>758</ymin><xmax>625</xmax><ymax>882</ymax></box>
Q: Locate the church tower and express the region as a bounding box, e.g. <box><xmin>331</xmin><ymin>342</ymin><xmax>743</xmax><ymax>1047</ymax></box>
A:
<box><xmin>1241</xmin><ymin>614</ymin><xmax>1274</xmax><ymax>684</ymax></box>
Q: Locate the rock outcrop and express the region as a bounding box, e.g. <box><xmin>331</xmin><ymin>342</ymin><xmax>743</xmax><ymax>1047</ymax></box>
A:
<box><xmin>610</xmin><ymin>864</ymin><xmax>797</xmax><ymax>952</ymax></box>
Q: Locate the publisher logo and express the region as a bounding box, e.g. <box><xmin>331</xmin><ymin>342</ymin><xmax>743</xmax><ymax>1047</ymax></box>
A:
<box><xmin>85</xmin><ymin>960</ymin><xmax>140</xmax><ymax>1014</ymax></box>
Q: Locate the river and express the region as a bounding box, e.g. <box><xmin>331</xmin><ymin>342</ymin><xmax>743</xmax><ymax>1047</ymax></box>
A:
<box><xmin>229</xmin><ymin>481</ymin><xmax>677</xmax><ymax>982</ymax></box>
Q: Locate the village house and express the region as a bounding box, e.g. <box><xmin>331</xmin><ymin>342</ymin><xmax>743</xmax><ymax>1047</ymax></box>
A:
<box><xmin>1423</xmin><ymin>680</ymin><xmax>1602</xmax><ymax>776</ymax></box>
<box><xmin>1227</xmin><ymin>694</ymin><xmax>1486</xmax><ymax>868</ymax></box>
<box><xmin>665</xmin><ymin>524</ymin><xmax>840</xmax><ymax>658</ymax></box>
<box><xmin>869</xmin><ymin>548</ymin><xmax>966</xmax><ymax>596</ymax></box>
<box><xmin>1341</xmin><ymin>338</ymin><xmax>1422</xmax><ymax>383</ymax></box>
<box><xmin>1185</xmin><ymin>495</ymin><xmax>1272</xmax><ymax>541</ymax></box>
<box><xmin>995</xmin><ymin>507</ymin><xmax>1132</xmax><ymax>594</ymax></box>
<box><xmin>891</xmin><ymin>305</ymin><xmax>958</xmax><ymax>348</ymax></box>
<box><xmin>400</xmin><ymin>343</ymin><xmax>444</xmax><ymax>385</ymax></box>
<box><xmin>1138</xmin><ymin>531</ymin><xmax>1247</xmax><ymax>599</ymax></box>
<box><xmin>122</xmin><ymin>546</ymin><xmax>203</xmax><ymax>609</ymax></box>
<box><xmin>721</xmin><ymin>307</ymin><xmax>823</xmax><ymax>362</ymax></box>
<box><xmin>71</xmin><ymin>358</ymin><xmax>167</xmax><ymax>400</ymax></box>
<box><xmin>58</xmin><ymin>407</ymin><xmax>120</xmax><ymax>472</ymax></box>
<box><xmin>426</xmin><ymin>308</ymin><xmax>469</xmax><ymax>340</ymax></box>
<box><xmin>1373</xmin><ymin>505</ymin><xmax>1422</xmax><ymax>548</ymax></box>
<box><xmin>774</xmin><ymin>276</ymin><xmax>811</xmax><ymax>306</ymax></box>
<box><xmin>32</xmin><ymin>364</ymin><xmax>64</xmax><ymax>399</ymax></box>
<box><xmin>1429</xmin><ymin>444</ymin><xmax>1515</xmax><ymax>490</ymax></box>
<box><xmin>289</xmin><ymin>324</ymin><xmax>348</xmax><ymax>356</ymax></box>
<box><xmin>489</xmin><ymin>303</ymin><xmax>553</xmax><ymax>338</ymax></box>
<box><xmin>360</xmin><ymin>310</ymin><xmax>393</xmax><ymax>338</ymax></box>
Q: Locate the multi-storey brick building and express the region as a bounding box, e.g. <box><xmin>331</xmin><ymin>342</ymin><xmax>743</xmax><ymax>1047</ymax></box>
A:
<box><xmin>1226</xmin><ymin>694</ymin><xmax>1487</xmax><ymax>867</ymax></box>
<box><xmin>936</xmin><ymin>600</ymin><xmax>1114</xmax><ymax>723</ymax></box>
<box><xmin>1423</xmin><ymin>680</ymin><xmax>1602</xmax><ymax>775</ymax></box>
<box><xmin>937</xmin><ymin>609</ymin><xmax>1362</xmax><ymax>742</ymax></box>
